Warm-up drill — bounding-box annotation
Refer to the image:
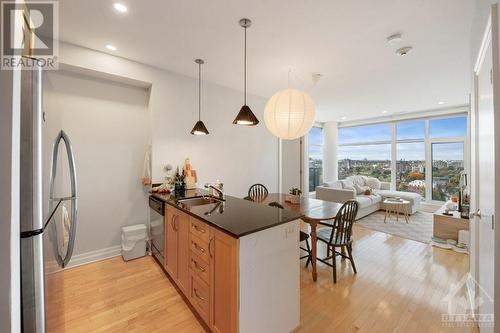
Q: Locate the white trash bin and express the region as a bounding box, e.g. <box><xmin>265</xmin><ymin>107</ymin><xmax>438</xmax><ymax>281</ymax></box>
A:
<box><xmin>121</xmin><ymin>224</ymin><xmax>148</xmax><ymax>261</ymax></box>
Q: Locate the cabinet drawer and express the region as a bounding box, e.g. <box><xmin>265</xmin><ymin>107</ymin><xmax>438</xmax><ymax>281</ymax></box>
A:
<box><xmin>190</xmin><ymin>274</ymin><xmax>210</xmax><ymax>324</ymax></box>
<box><xmin>190</xmin><ymin>234</ymin><xmax>210</xmax><ymax>263</ymax></box>
<box><xmin>190</xmin><ymin>218</ymin><xmax>209</xmax><ymax>243</ymax></box>
<box><xmin>189</xmin><ymin>250</ymin><xmax>210</xmax><ymax>284</ymax></box>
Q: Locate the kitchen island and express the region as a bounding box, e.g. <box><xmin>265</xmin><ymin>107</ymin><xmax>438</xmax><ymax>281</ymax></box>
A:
<box><xmin>151</xmin><ymin>189</ymin><xmax>303</xmax><ymax>333</ymax></box>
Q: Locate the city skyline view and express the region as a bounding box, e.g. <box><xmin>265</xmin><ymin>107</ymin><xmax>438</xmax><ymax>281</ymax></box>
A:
<box><xmin>309</xmin><ymin>115</ymin><xmax>467</xmax><ymax>200</ymax></box>
<box><xmin>338</xmin><ymin>116</ymin><xmax>467</xmax><ymax>160</ymax></box>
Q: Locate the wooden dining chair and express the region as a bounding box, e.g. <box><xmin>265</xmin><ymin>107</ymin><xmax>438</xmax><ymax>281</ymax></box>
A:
<box><xmin>268</xmin><ymin>201</ymin><xmax>311</xmax><ymax>267</ymax></box>
<box><xmin>245</xmin><ymin>184</ymin><xmax>269</xmax><ymax>202</ymax></box>
<box><xmin>315</xmin><ymin>200</ymin><xmax>358</xmax><ymax>283</ymax></box>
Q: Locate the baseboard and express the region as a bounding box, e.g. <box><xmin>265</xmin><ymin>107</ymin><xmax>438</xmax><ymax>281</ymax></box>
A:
<box><xmin>66</xmin><ymin>245</ymin><xmax>122</xmax><ymax>269</ymax></box>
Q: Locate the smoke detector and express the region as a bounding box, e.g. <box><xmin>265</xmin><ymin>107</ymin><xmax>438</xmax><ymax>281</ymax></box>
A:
<box><xmin>386</xmin><ymin>33</ymin><xmax>402</xmax><ymax>44</ymax></box>
<box><xmin>395</xmin><ymin>46</ymin><xmax>413</xmax><ymax>56</ymax></box>
<box><xmin>311</xmin><ymin>73</ymin><xmax>323</xmax><ymax>85</ymax></box>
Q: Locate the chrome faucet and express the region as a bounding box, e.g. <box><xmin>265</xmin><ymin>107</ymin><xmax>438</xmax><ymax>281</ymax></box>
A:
<box><xmin>204</xmin><ymin>182</ymin><xmax>225</xmax><ymax>200</ymax></box>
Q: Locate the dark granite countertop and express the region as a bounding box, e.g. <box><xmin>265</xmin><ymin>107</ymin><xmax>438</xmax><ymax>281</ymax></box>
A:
<box><xmin>151</xmin><ymin>189</ymin><xmax>303</xmax><ymax>238</ymax></box>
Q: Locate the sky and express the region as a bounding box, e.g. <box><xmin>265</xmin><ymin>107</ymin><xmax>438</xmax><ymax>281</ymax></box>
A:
<box><xmin>337</xmin><ymin>116</ymin><xmax>466</xmax><ymax>160</ymax></box>
<box><xmin>309</xmin><ymin>116</ymin><xmax>467</xmax><ymax>161</ymax></box>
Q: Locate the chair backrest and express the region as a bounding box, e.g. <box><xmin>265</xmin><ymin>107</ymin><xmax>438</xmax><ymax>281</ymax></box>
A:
<box><xmin>248</xmin><ymin>184</ymin><xmax>268</xmax><ymax>202</ymax></box>
<box><xmin>330</xmin><ymin>200</ymin><xmax>358</xmax><ymax>245</ymax></box>
<box><xmin>268</xmin><ymin>201</ymin><xmax>284</xmax><ymax>209</ymax></box>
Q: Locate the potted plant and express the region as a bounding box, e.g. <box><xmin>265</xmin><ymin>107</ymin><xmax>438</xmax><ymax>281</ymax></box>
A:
<box><xmin>289</xmin><ymin>187</ymin><xmax>302</xmax><ymax>204</ymax></box>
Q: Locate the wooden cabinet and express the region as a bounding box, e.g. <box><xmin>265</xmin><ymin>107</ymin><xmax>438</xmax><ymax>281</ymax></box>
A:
<box><xmin>164</xmin><ymin>204</ymin><xmax>239</xmax><ymax>333</ymax></box>
<box><xmin>209</xmin><ymin>227</ymin><xmax>238</xmax><ymax>333</ymax></box>
<box><xmin>433</xmin><ymin>203</ymin><xmax>470</xmax><ymax>241</ymax></box>
<box><xmin>164</xmin><ymin>205</ymin><xmax>190</xmax><ymax>296</ymax></box>
<box><xmin>164</xmin><ymin>207</ymin><xmax>177</xmax><ymax>277</ymax></box>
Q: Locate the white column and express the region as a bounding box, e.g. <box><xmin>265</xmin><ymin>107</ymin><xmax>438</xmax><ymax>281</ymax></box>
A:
<box><xmin>323</xmin><ymin>122</ymin><xmax>338</xmax><ymax>182</ymax></box>
<box><xmin>281</xmin><ymin>138</ymin><xmax>301</xmax><ymax>193</ymax></box>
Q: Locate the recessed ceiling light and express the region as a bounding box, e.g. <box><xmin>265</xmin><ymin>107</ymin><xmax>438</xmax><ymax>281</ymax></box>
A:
<box><xmin>438</xmin><ymin>101</ymin><xmax>445</xmax><ymax>105</ymax></box>
<box><xmin>382</xmin><ymin>110</ymin><xmax>388</xmax><ymax>114</ymax></box>
<box><xmin>105</xmin><ymin>44</ymin><xmax>117</xmax><ymax>51</ymax></box>
<box><xmin>113</xmin><ymin>3</ymin><xmax>128</xmax><ymax>12</ymax></box>
<box><xmin>341</xmin><ymin>116</ymin><xmax>347</xmax><ymax>121</ymax></box>
<box><xmin>395</xmin><ymin>46</ymin><xmax>413</xmax><ymax>56</ymax></box>
<box><xmin>386</xmin><ymin>33</ymin><xmax>402</xmax><ymax>44</ymax></box>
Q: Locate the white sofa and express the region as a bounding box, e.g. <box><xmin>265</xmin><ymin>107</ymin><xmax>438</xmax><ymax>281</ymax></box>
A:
<box><xmin>316</xmin><ymin>175</ymin><xmax>422</xmax><ymax>220</ymax></box>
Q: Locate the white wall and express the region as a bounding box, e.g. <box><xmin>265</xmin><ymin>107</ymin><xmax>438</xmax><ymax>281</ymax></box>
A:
<box><xmin>323</xmin><ymin>122</ymin><xmax>338</xmax><ymax>182</ymax></box>
<box><xmin>43</xmin><ymin>70</ymin><xmax>151</xmax><ymax>257</ymax></box>
<box><xmin>58</xmin><ymin>42</ymin><xmax>279</xmax><ymax>198</ymax></box>
<box><xmin>46</xmin><ymin>42</ymin><xmax>280</xmax><ymax>260</ymax></box>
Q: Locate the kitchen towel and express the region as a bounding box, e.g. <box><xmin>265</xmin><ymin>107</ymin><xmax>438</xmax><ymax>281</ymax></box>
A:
<box><xmin>56</xmin><ymin>204</ymin><xmax>70</xmax><ymax>258</ymax></box>
<box><xmin>141</xmin><ymin>145</ymin><xmax>152</xmax><ymax>185</ymax></box>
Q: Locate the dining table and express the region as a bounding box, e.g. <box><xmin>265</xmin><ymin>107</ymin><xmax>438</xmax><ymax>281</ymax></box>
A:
<box><xmin>258</xmin><ymin>193</ymin><xmax>343</xmax><ymax>282</ymax></box>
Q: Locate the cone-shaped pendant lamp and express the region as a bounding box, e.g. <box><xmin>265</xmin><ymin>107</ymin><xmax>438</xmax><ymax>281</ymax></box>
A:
<box><xmin>233</xmin><ymin>18</ymin><xmax>259</xmax><ymax>126</ymax></box>
<box><xmin>191</xmin><ymin>59</ymin><xmax>209</xmax><ymax>135</ymax></box>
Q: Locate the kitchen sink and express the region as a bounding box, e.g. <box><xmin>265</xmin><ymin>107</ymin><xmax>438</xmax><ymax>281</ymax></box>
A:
<box><xmin>177</xmin><ymin>196</ymin><xmax>223</xmax><ymax>207</ymax></box>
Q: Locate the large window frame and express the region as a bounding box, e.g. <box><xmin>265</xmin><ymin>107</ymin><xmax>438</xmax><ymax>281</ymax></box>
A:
<box><xmin>337</xmin><ymin>113</ymin><xmax>469</xmax><ymax>204</ymax></box>
<box><xmin>308</xmin><ymin>126</ymin><xmax>324</xmax><ymax>192</ymax></box>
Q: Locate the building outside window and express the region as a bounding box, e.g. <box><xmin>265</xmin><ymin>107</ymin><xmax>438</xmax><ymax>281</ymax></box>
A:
<box><xmin>337</xmin><ymin>114</ymin><xmax>468</xmax><ymax>202</ymax></box>
<box><xmin>337</xmin><ymin>123</ymin><xmax>392</xmax><ymax>183</ymax></box>
<box><xmin>308</xmin><ymin>126</ymin><xmax>323</xmax><ymax>192</ymax></box>
<box><xmin>396</xmin><ymin>120</ymin><xmax>426</xmax><ymax>197</ymax></box>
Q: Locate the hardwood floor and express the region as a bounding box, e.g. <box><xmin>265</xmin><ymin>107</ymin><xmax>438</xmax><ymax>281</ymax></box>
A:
<box><xmin>47</xmin><ymin>225</ymin><xmax>477</xmax><ymax>332</ymax></box>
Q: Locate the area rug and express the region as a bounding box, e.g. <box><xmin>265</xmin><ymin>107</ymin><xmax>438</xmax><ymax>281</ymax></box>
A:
<box><xmin>356</xmin><ymin>210</ymin><xmax>433</xmax><ymax>243</ymax></box>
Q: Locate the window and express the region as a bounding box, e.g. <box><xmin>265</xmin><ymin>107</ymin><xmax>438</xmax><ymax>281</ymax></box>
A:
<box><xmin>338</xmin><ymin>123</ymin><xmax>392</xmax><ymax>144</ymax></box>
<box><xmin>429</xmin><ymin>116</ymin><xmax>467</xmax><ymax>138</ymax></box>
<box><xmin>432</xmin><ymin>142</ymin><xmax>464</xmax><ymax>201</ymax></box>
<box><xmin>337</xmin><ymin>114</ymin><xmax>468</xmax><ymax>202</ymax></box>
<box><xmin>338</xmin><ymin>144</ymin><xmax>391</xmax><ymax>182</ymax></box>
<box><xmin>396</xmin><ymin>142</ymin><xmax>425</xmax><ymax>197</ymax></box>
<box><xmin>338</xmin><ymin>123</ymin><xmax>392</xmax><ymax>183</ymax></box>
<box><xmin>308</xmin><ymin>127</ymin><xmax>323</xmax><ymax>192</ymax></box>
<box><xmin>396</xmin><ymin>120</ymin><xmax>424</xmax><ymax>140</ymax></box>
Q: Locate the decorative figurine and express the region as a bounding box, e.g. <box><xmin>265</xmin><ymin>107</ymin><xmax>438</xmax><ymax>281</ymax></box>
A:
<box><xmin>183</xmin><ymin>158</ymin><xmax>197</xmax><ymax>190</ymax></box>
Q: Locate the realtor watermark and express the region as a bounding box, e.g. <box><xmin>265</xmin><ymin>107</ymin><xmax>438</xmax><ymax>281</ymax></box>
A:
<box><xmin>442</xmin><ymin>274</ymin><xmax>494</xmax><ymax>328</ymax></box>
<box><xmin>1</xmin><ymin>1</ymin><xmax>58</xmax><ymax>69</ymax></box>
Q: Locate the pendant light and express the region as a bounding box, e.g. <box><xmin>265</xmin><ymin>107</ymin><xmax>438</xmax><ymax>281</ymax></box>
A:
<box><xmin>264</xmin><ymin>70</ymin><xmax>316</xmax><ymax>140</ymax></box>
<box><xmin>191</xmin><ymin>59</ymin><xmax>209</xmax><ymax>135</ymax></box>
<box><xmin>233</xmin><ymin>18</ymin><xmax>259</xmax><ymax>126</ymax></box>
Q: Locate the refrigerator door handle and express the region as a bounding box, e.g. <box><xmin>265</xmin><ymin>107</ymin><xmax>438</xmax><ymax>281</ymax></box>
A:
<box><xmin>48</xmin><ymin>130</ymin><xmax>78</xmax><ymax>268</ymax></box>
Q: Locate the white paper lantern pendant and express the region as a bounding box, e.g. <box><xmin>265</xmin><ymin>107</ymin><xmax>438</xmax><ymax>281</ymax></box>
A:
<box><xmin>264</xmin><ymin>85</ymin><xmax>316</xmax><ymax>140</ymax></box>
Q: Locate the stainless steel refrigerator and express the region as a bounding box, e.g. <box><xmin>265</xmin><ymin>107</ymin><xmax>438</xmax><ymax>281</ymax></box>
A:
<box><xmin>20</xmin><ymin>62</ymin><xmax>78</xmax><ymax>332</ymax></box>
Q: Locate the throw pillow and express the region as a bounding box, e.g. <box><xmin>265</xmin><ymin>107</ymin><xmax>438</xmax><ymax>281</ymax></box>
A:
<box><xmin>366</xmin><ymin>177</ymin><xmax>381</xmax><ymax>190</ymax></box>
<box><xmin>353</xmin><ymin>183</ymin><xmax>368</xmax><ymax>195</ymax></box>
<box><xmin>344</xmin><ymin>185</ymin><xmax>356</xmax><ymax>193</ymax></box>
<box><xmin>341</xmin><ymin>179</ymin><xmax>354</xmax><ymax>189</ymax></box>
<box><xmin>350</xmin><ymin>175</ymin><xmax>366</xmax><ymax>187</ymax></box>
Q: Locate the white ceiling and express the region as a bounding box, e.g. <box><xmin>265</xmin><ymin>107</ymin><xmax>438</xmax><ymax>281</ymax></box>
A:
<box><xmin>57</xmin><ymin>0</ymin><xmax>475</xmax><ymax>122</ymax></box>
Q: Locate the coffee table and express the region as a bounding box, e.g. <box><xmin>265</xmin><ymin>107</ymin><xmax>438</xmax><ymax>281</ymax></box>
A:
<box><xmin>383</xmin><ymin>199</ymin><xmax>411</xmax><ymax>223</ymax></box>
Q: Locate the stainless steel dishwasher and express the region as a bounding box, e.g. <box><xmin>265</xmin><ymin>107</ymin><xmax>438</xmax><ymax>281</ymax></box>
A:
<box><xmin>149</xmin><ymin>196</ymin><xmax>165</xmax><ymax>265</ymax></box>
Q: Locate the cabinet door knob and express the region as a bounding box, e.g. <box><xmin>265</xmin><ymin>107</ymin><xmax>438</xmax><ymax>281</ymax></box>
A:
<box><xmin>193</xmin><ymin>242</ymin><xmax>205</xmax><ymax>253</ymax></box>
<box><xmin>171</xmin><ymin>215</ymin><xmax>177</xmax><ymax>231</ymax></box>
<box><xmin>192</xmin><ymin>259</ymin><xmax>205</xmax><ymax>272</ymax></box>
<box><xmin>208</xmin><ymin>236</ymin><xmax>214</xmax><ymax>258</ymax></box>
<box><xmin>194</xmin><ymin>288</ymin><xmax>205</xmax><ymax>301</ymax></box>
<box><xmin>193</xmin><ymin>225</ymin><xmax>205</xmax><ymax>233</ymax></box>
